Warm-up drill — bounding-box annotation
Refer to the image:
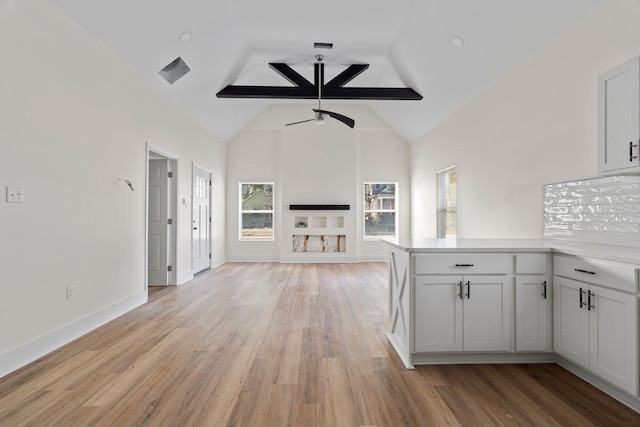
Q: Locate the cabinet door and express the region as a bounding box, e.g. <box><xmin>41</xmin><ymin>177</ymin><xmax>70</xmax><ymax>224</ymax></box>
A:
<box><xmin>414</xmin><ymin>276</ymin><xmax>463</xmax><ymax>352</ymax></box>
<box><xmin>598</xmin><ymin>56</ymin><xmax>640</xmax><ymax>174</ymax></box>
<box><xmin>588</xmin><ymin>285</ymin><xmax>638</xmax><ymax>395</ymax></box>
<box><xmin>463</xmin><ymin>275</ymin><xmax>512</xmax><ymax>352</ymax></box>
<box><xmin>553</xmin><ymin>277</ymin><xmax>589</xmax><ymax>368</ymax></box>
<box><xmin>515</xmin><ymin>276</ymin><xmax>551</xmax><ymax>352</ymax></box>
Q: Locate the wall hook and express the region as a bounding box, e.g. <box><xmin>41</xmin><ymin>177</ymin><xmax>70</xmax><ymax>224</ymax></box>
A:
<box><xmin>118</xmin><ymin>178</ymin><xmax>135</xmax><ymax>192</ymax></box>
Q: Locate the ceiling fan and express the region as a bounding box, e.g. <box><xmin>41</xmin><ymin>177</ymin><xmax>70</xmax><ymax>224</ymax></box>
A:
<box><xmin>285</xmin><ymin>55</ymin><xmax>355</xmax><ymax>129</ymax></box>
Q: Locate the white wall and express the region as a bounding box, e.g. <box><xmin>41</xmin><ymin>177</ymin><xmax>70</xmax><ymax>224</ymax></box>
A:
<box><xmin>226</xmin><ymin>105</ymin><xmax>410</xmax><ymax>261</ymax></box>
<box><xmin>0</xmin><ymin>0</ymin><xmax>225</xmax><ymax>376</ymax></box>
<box><xmin>410</xmin><ymin>0</ymin><xmax>640</xmax><ymax>239</ymax></box>
<box><xmin>357</xmin><ymin>130</ymin><xmax>410</xmax><ymax>258</ymax></box>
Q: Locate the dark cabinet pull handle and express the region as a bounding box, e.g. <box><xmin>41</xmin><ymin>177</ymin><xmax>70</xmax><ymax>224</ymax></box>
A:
<box><xmin>588</xmin><ymin>290</ymin><xmax>595</xmax><ymax>311</ymax></box>
<box><xmin>541</xmin><ymin>281</ymin><xmax>547</xmax><ymax>299</ymax></box>
<box><xmin>631</xmin><ymin>141</ymin><xmax>639</xmax><ymax>162</ymax></box>
<box><xmin>574</xmin><ymin>268</ymin><xmax>595</xmax><ymax>275</ymax></box>
<box><xmin>579</xmin><ymin>287</ymin><xmax>586</xmax><ymax>308</ymax></box>
<box><xmin>457</xmin><ymin>281</ymin><xmax>463</xmax><ymax>300</ymax></box>
<box><xmin>465</xmin><ymin>281</ymin><xmax>471</xmax><ymax>299</ymax></box>
<box><xmin>455</xmin><ymin>264</ymin><xmax>474</xmax><ymax>267</ymax></box>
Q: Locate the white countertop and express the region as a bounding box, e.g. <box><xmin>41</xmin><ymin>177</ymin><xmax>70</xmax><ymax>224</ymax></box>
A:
<box><xmin>381</xmin><ymin>238</ymin><xmax>640</xmax><ymax>265</ymax></box>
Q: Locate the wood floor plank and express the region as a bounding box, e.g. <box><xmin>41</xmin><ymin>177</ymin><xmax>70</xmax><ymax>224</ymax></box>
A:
<box><xmin>1</xmin><ymin>262</ymin><xmax>640</xmax><ymax>426</ymax></box>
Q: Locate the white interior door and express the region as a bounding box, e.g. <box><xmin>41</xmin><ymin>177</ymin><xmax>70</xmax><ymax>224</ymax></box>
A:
<box><xmin>148</xmin><ymin>159</ymin><xmax>169</xmax><ymax>285</ymax></box>
<box><xmin>192</xmin><ymin>164</ymin><xmax>211</xmax><ymax>274</ymax></box>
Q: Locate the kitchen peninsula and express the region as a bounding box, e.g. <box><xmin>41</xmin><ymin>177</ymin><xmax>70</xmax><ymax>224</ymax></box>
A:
<box><xmin>383</xmin><ymin>238</ymin><xmax>640</xmax><ymax>409</ymax></box>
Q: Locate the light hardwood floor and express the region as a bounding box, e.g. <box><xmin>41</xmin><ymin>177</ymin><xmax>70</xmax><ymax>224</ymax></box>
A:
<box><xmin>1</xmin><ymin>263</ymin><xmax>640</xmax><ymax>426</ymax></box>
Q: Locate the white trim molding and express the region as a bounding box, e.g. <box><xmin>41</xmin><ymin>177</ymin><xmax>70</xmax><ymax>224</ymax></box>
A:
<box><xmin>0</xmin><ymin>292</ymin><xmax>147</xmax><ymax>379</ymax></box>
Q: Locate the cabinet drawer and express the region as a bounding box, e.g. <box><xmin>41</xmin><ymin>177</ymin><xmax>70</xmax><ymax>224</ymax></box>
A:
<box><xmin>553</xmin><ymin>255</ymin><xmax>638</xmax><ymax>293</ymax></box>
<box><xmin>414</xmin><ymin>253</ymin><xmax>511</xmax><ymax>275</ymax></box>
<box><xmin>515</xmin><ymin>253</ymin><xmax>548</xmax><ymax>274</ymax></box>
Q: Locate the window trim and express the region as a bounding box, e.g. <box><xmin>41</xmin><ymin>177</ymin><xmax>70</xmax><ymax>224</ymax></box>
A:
<box><xmin>363</xmin><ymin>181</ymin><xmax>398</xmax><ymax>241</ymax></box>
<box><xmin>239</xmin><ymin>181</ymin><xmax>275</xmax><ymax>241</ymax></box>
<box><xmin>436</xmin><ymin>166</ymin><xmax>457</xmax><ymax>239</ymax></box>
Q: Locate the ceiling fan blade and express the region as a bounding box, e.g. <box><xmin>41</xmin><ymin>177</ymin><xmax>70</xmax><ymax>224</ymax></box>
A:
<box><xmin>313</xmin><ymin>109</ymin><xmax>355</xmax><ymax>128</ymax></box>
<box><xmin>285</xmin><ymin>118</ymin><xmax>316</xmax><ymax>126</ymax></box>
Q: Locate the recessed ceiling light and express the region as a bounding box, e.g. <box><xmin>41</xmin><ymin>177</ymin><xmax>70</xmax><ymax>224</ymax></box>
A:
<box><xmin>451</xmin><ymin>36</ymin><xmax>464</xmax><ymax>48</ymax></box>
<box><xmin>179</xmin><ymin>31</ymin><xmax>192</xmax><ymax>43</ymax></box>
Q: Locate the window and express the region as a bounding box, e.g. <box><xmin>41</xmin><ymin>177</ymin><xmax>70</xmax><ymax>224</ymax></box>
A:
<box><xmin>239</xmin><ymin>182</ymin><xmax>274</xmax><ymax>240</ymax></box>
<box><xmin>364</xmin><ymin>182</ymin><xmax>397</xmax><ymax>239</ymax></box>
<box><xmin>437</xmin><ymin>166</ymin><xmax>457</xmax><ymax>238</ymax></box>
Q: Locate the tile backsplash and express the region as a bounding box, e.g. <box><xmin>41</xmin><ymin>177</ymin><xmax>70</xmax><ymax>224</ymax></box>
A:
<box><xmin>543</xmin><ymin>175</ymin><xmax>640</xmax><ymax>245</ymax></box>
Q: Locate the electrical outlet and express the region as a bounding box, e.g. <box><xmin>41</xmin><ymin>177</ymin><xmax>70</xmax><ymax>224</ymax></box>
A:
<box><xmin>66</xmin><ymin>285</ymin><xmax>75</xmax><ymax>300</ymax></box>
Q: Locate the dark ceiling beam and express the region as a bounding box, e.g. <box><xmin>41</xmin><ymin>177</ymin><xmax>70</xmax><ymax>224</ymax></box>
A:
<box><xmin>216</xmin><ymin>61</ymin><xmax>423</xmax><ymax>100</ymax></box>
<box><xmin>216</xmin><ymin>86</ymin><xmax>317</xmax><ymax>98</ymax></box>
<box><xmin>323</xmin><ymin>86</ymin><xmax>422</xmax><ymax>100</ymax></box>
<box><xmin>325</xmin><ymin>64</ymin><xmax>369</xmax><ymax>87</ymax></box>
<box><xmin>216</xmin><ymin>85</ymin><xmax>422</xmax><ymax>100</ymax></box>
<box><xmin>268</xmin><ymin>63</ymin><xmax>313</xmax><ymax>87</ymax></box>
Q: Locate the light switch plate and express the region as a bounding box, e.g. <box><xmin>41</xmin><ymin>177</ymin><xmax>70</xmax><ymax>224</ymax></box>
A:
<box><xmin>6</xmin><ymin>186</ymin><xmax>25</xmax><ymax>203</ymax></box>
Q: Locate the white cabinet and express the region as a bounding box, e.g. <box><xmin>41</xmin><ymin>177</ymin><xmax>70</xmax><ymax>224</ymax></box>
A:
<box><xmin>554</xmin><ymin>277</ymin><xmax>590</xmax><ymax>367</ymax></box>
<box><xmin>515</xmin><ymin>276</ymin><xmax>551</xmax><ymax>352</ymax></box>
<box><xmin>553</xmin><ymin>256</ymin><xmax>638</xmax><ymax>395</ymax></box>
<box><xmin>414</xmin><ymin>274</ymin><xmax>511</xmax><ymax>352</ymax></box>
<box><xmin>598</xmin><ymin>56</ymin><xmax>640</xmax><ymax>175</ymax></box>
<box><xmin>515</xmin><ymin>254</ymin><xmax>552</xmax><ymax>352</ymax></box>
<box><xmin>414</xmin><ymin>276</ymin><xmax>462</xmax><ymax>352</ymax></box>
<box><xmin>589</xmin><ymin>285</ymin><xmax>637</xmax><ymax>395</ymax></box>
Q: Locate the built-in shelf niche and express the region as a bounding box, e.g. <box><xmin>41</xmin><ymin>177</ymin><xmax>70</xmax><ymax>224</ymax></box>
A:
<box><xmin>294</xmin><ymin>216</ymin><xmax>344</xmax><ymax>229</ymax></box>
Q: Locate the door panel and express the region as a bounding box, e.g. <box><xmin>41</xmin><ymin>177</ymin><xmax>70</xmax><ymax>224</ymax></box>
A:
<box><xmin>589</xmin><ymin>286</ymin><xmax>638</xmax><ymax>395</ymax></box>
<box><xmin>515</xmin><ymin>276</ymin><xmax>549</xmax><ymax>352</ymax></box>
<box><xmin>148</xmin><ymin>159</ymin><xmax>168</xmax><ymax>285</ymax></box>
<box><xmin>553</xmin><ymin>277</ymin><xmax>589</xmax><ymax>368</ymax></box>
<box><xmin>414</xmin><ymin>276</ymin><xmax>463</xmax><ymax>352</ymax></box>
<box><xmin>463</xmin><ymin>275</ymin><xmax>511</xmax><ymax>352</ymax></box>
<box><xmin>192</xmin><ymin>165</ymin><xmax>211</xmax><ymax>273</ymax></box>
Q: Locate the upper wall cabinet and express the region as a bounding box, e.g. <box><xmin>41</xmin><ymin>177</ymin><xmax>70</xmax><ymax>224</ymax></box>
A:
<box><xmin>598</xmin><ymin>56</ymin><xmax>640</xmax><ymax>175</ymax></box>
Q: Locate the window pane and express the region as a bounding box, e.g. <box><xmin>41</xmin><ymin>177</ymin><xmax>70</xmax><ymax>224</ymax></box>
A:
<box><xmin>241</xmin><ymin>184</ymin><xmax>273</xmax><ymax>210</ymax></box>
<box><xmin>445</xmin><ymin>209</ymin><xmax>457</xmax><ymax>239</ymax></box>
<box><xmin>443</xmin><ymin>169</ymin><xmax>456</xmax><ymax>209</ymax></box>
<box><xmin>241</xmin><ymin>213</ymin><xmax>273</xmax><ymax>238</ymax></box>
<box><xmin>365</xmin><ymin>212</ymin><xmax>396</xmax><ymax>237</ymax></box>
<box><xmin>437</xmin><ymin>167</ymin><xmax>457</xmax><ymax>238</ymax></box>
<box><xmin>364</xmin><ymin>183</ymin><xmax>396</xmax><ymax>210</ymax></box>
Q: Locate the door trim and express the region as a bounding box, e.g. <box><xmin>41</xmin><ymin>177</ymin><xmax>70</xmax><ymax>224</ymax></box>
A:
<box><xmin>145</xmin><ymin>143</ymin><xmax>179</xmax><ymax>289</ymax></box>
<box><xmin>192</xmin><ymin>162</ymin><xmax>212</xmax><ymax>273</ymax></box>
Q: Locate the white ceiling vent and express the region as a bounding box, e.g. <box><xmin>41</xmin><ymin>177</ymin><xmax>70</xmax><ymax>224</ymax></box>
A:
<box><xmin>314</xmin><ymin>42</ymin><xmax>333</xmax><ymax>49</ymax></box>
<box><xmin>159</xmin><ymin>57</ymin><xmax>191</xmax><ymax>84</ymax></box>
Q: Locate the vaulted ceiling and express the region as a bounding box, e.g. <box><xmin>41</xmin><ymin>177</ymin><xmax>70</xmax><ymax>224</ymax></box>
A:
<box><xmin>50</xmin><ymin>0</ymin><xmax>601</xmax><ymax>142</ymax></box>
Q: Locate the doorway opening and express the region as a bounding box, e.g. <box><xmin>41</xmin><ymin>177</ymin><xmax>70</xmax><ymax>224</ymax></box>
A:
<box><xmin>146</xmin><ymin>145</ymin><xmax>178</xmax><ymax>290</ymax></box>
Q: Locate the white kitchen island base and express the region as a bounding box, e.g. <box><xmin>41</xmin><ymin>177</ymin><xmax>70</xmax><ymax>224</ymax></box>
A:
<box><xmin>383</xmin><ymin>238</ymin><xmax>640</xmax><ymax>413</ymax></box>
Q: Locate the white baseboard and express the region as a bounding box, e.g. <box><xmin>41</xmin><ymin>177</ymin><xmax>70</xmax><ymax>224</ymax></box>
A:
<box><xmin>280</xmin><ymin>256</ymin><xmax>359</xmax><ymax>263</ymax></box>
<box><xmin>0</xmin><ymin>292</ymin><xmax>147</xmax><ymax>379</ymax></box>
<box><xmin>211</xmin><ymin>257</ymin><xmax>226</xmax><ymax>268</ymax></box>
<box><xmin>177</xmin><ymin>271</ymin><xmax>194</xmax><ymax>285</ymax></box>
<box><xmin>358</xmin><ymin>255</ymin><xmax>389</xmax><ymax>262</ymax></box>
<box><xmin>226</xmin><ymin>256</ymin><xmax>282</xmax><ymax>263</ymax></box>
